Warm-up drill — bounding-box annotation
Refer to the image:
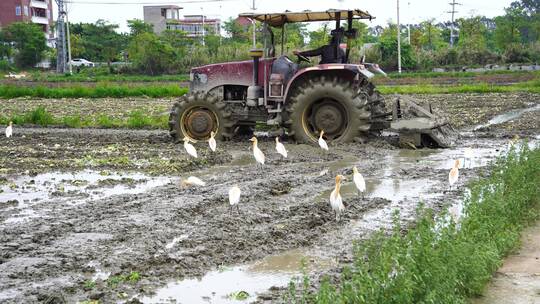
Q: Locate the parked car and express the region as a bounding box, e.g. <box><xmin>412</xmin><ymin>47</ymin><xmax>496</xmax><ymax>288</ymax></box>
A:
<box><xmin>70</xmin><ymin>58</ymin><xmax>95</xmax><ymax>67</ymax></box>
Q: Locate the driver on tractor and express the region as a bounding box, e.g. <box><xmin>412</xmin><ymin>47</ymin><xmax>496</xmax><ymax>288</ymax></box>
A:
<box><xmin>293</xmin><ymin>28</ymin><xmax>346</xmax><ymax>64</ymax></box>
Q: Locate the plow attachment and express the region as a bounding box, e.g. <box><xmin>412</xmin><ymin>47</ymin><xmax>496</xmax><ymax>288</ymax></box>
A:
<box><xmin>388</xmin><ymin>95</ymin><xmax>458</xmax><ymax>148</ymax></box>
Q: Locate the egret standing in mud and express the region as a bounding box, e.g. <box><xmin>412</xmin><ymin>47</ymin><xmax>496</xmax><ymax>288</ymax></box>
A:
<box><xmin>208</xmin><ymin>131</ymin><xmax>217</xmax><ymax>152</ymax></box>
<box><xmin>181</xmin><ymin>176</ymin><xmax>206</xmax><ymax>188</ymax></box>
<box><xmin>275</xmin><ymin>137</ymin><xmax>288</xmax><ymax>159</ymax></box>
<box><xmin>250</xmin><ymin>136</ymin><xmax>265</xmax><ymax>167</ymax></box>
<box><xmin>183</xmin><ymin>136</ymin><xmax>198</xmax><ymax>158</ymax></box>
<box><xmin>463</xmin><ymin>147</ymin><xmax>473</xmax><ymax>168</ymax></box>
<box><xmin>353</xmin><ymin>166</ymin><xmax>366</xmax><ymax>198</ymax></box>
<box><xmin>229</xmin><ymin>185</ymin><xmax>241</xmax><ymax>213</ymax></box>
<box><xmin>448</xmin><ymin>159</ymin><xmax>460</xmax><ymax>190</ymax></box>
<box><xmin>330</xmin><ymin>175</ymin><xmax>345</xmax><ymax>221</ymax></box>
<box><xmin>318</xmin><ymin>130</ymin><xmax>329</xmax><ymax>151</ymax></box>
<box><xmin>5</xmin><ymin>121</ymin><xmax>12</xmax><ymax>138</ymax></box>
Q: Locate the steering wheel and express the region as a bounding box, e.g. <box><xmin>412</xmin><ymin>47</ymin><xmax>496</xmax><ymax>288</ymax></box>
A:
<box><xmin>295</xmin><ymin>53</ymin><xmax>311</xmax><ymax>63</ymax></box>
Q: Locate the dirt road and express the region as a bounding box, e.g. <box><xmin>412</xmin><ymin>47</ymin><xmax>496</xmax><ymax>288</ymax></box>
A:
<box><xmin>0</xmin><ymin>93</ymin><xmax>539</xmax><ymax>303</ymax></box>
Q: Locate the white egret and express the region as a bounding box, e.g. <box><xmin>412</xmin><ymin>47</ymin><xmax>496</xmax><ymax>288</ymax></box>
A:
<box><xmin>463</xmin><ymin>147</ymin><xmax>473</xmax><ymax>168</ymax></box>
<box><xmin>330</xmin><ymin>175</ymin><xmax>345</xmax><ymax>221</ymax></box>
<box><xmin>208</xmin><ymin>131</ymin><xmax>217</xmax><ymax>152</ymax></box>
<box><xmin>352</xmin><ymin>166</ymin><xmax>366</xmax><ymax>198</ymax></box>
<box><xmin>318</xmin><ymin>130</ymin><xmax>329</xmax><ymax>151</ymax></box>
<box><xmin>183</xmin><ymin>136</ymin><xmax>198</xmax><ymax>158</ymax></box>
<box><xmin>275</xmin><ymin>137</ymin><xmax>288</xmax><ymax>158</ymax></box>
<box><xmin>5</xmin><ymin>121</ymin><xmax>13</xmax><ymax>138</ymax></box>
<box><xmin>250</xmin><ymin>136</ymin><xmax>265</xmax><ymax>166</ymax></box>
<box><xmin>448</xmin><ymin>159</ymin><xmax>460</xmax><ymax>190</ymax></box>
<box><xmin>181</xmin><ymin>176</ymin><xmax>206</xmax><ymax>188</ymax></box>
<box><xmin>229</xmin><ymin>185</ymin><xmax>241</xmax><ymax>213</ymax></box>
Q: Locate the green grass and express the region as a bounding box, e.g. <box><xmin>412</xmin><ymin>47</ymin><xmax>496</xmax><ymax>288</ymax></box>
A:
<box><xmin>287</xmin><ymin>144</ymin><xmax>540</xmax><ymax>303</ymax></box>
<box><xmin>0</xmin><ymin>106</ymin><xmax>169</xmax><ymax>129</ymax></box>
<box><xmin>0</xmin><ymin>84</ymin><xmax>188</xmax><ymax>98</ymax></box>
<box><xmin>383</xmin><ymin>69</ymin><xmax>540</xmax><ymax>79</ymax></box>
<box><xmin>26</xmin><ymin>72</ymin><xmax>189</xmax><ymax>83</ymax></box>
<box><xmin>106</xmin><ymin>271</ymin><xmax>141</xmax><ymax>288</ymax></box>
<box><xmin>378</xmin><ymin>80</ymin><xmax>540</xmax><ymax>94</ymax></box>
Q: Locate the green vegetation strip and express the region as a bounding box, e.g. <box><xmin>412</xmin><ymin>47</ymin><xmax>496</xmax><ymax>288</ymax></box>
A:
<box><xmin>0</xmin><ymin>106</ymin><xmax>168</xmax><ymax>129</ymax></box>
<box><xmin>383</xmin><ymin>69</ymin><xmax>540</xmax><ymax>79</ymax></box>
<box><xmin>287</xmin><ymin>145</ymin><xmax>540</xmax><ymax>303</ymax></box>
<box><xmin>27</xmin><ymin>73</ymin><xmax>189</xmax><ymax>83</ymax></box>
<box><xmin>0</xmin><ymin>84</ymin><xmax>188</xmax><ymax>98</ymax></box>
<box><xmin>379</xmin><ymin>80</ymin><xmax>540</xmax><ymax>94</ymax></box>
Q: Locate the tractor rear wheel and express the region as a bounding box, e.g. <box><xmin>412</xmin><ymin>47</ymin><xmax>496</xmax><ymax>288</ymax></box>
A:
<box><xmin>169</xmin><ymin>92</ymin><xmax>234</xmax><ymax>142</ymax></box>
<box><xmin>284</xmin><ymin>76</ymin><xmax>372</xmax><ymax>143</ymax></box>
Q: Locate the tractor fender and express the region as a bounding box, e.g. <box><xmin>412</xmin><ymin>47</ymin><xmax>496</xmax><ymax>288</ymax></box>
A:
<box><xmin>283</xmin><ymin>64</ymin><xmax>375</xmax><ymax>103</ymax></box>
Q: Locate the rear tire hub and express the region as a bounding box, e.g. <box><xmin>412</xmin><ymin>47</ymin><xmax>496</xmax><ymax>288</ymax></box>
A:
<box><xmin>308</xmin><ymin>99</ymin><xmax>347</xmax><ymax>139</ymax></box>
<box><xmin>183</xmin><ymin>107</ymin><xmax>217</xmax><ymax>139</ymax></box>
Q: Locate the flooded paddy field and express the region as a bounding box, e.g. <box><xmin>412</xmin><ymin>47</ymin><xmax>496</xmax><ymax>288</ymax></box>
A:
<box><xmin>0</xmin><ymin>92</ymin><xmax>539</xmax><ymax>303</ymax></box>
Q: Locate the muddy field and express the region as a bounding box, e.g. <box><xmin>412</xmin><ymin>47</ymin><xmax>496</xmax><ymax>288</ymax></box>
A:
<box><xmin>0</xmin><ymin>92</ymin><xmax>539</xmax><ymax>303</ymax></box>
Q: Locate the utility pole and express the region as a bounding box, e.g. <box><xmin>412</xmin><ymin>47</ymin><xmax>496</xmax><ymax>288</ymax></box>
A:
<box><xmin>55</xmin><ymin>0</ymin><xmax>67</xmax><ymax>73</ymax></box>
<box><xmin>448</xmin><ymin>0</ymin><xmax>461</xmax><ymax>47</ymax></box>
<box><xmin>251</xmin><ymin>0</ymin><xmax>256</xmax><ymax>48</ymax></box>
<box><xmin>397</xmin><ymin>0</ymin><xmax>402</xmax><ymax>74</ymax></box>
<box><xmin>201</xmin><ymin>7</ymin><xmax>205</xmax><ymax>46</ymax></box>
<box><xmin>65</xmin><ymin>2</ymin><xmax>73</xmax><ymax>75</ymax></box>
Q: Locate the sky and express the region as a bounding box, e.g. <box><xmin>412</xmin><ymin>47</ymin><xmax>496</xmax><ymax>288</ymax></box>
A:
<box><xmin>59</xmin><ymin>0</ymin><xmax>514</xmax><ymax>33</ymax></box>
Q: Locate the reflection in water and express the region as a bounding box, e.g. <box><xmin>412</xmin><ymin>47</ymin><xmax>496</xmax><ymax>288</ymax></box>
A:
<box><xmin>0</xmin><ymin>170</ymin><xmax>171</xmax><ymax>224</ymax></box>
<box><xmin>474</xmin><ymin>104</ymin><xmax>540</xmax><ymax>130</ymax></box>
<box><xmin>141</xmin><ymin>249</ymin><xmax>334</xmax><ymax>304</ymax></box>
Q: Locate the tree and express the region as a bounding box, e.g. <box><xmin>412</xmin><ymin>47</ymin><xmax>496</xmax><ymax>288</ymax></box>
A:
<box><xmin>223</xmin><ymin>17</ymin><xmax>250</xmax><ymax>42</ymax></box>
<box><xmin>457</xmin><ymin>17</ymin><xmax>488</xmax><ymax>51</ymax></box>
<box><xmin>69</xmin><ymin>20</ymin><xmax>127</xmax><ymax>70</ymax></box>
<box><xmin>127</xmin><ymin>19</ymin><xmax>154</xmax><ymax>37</ymax></box>
<box><xmin>69</xmin><ymin>33</ymin><xmax>85</xmax><ymax>58</ymax></box>
<box><xmin>3</xmin><ymin>22</ymin><xmax>47</xmax><ymax>68</ymax></box>
<box><xmin>129</xmin><ymin>32</ymin><xmax>175</xmax><ymax>75</ymax></box>
<box><xmin>418</xmin><ymin>19</ymin><xmax>446</xmax><ymax>50</ymax></box>
<box><xmin>378</xmin><ymin>23</ymin><xmax>416</xmax><ymax>70</ymax></box>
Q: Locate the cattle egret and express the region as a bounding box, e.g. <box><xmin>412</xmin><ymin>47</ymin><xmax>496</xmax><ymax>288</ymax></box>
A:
<box><xmin>507</xmin><ymin>134</ymin><xmax>520</xmax><ymax>151</ymax></box>
<box><xmin>229</xmin><ymin>185</ymin><xmax>241</xmax><ymax>213</ymax></box>
<box><xmin>183</xmin><ymin>137</ymin><xmax>198</xmax><ymax>158</ymax></box>
<box><xmin>208</xmin><ymin>131</ymin><xmax>217</xmax><ymax>152</ymax></box>
<box><xmin>448</xmin><ymin>159</ymin><xmax>460</xmax><ymax>190</ymax></box>
<box><xmin>463</xmin><ymin>147</ymin><xmax>473</xmax><ymax>168</ymax></box>
<box><xmin>318</xmin><ymin>130</ymin><xmax>329</xmax><ymax>151</ymax></box>
<box><xmin>275</xmin><ymin>137</ymin><xmax>288</xmax><ymax>158</ymax></box>
<box><xmin>5</xmin><ymin>121</ymin><xmax>13</xmax><ymax>138</ymax></box>
<box><xmin>181</xmin><ymin>176</ymin><xmax>206</xmax><ymax>188</ymax></box>
<box><xmin>352</xmin><ymin>166</ymin><xmax>366</xmax><ymax>198</ymax></box>
<box><xmin>250</xmin><ymin>136</ymin><xmax>265</xmax><ymax>166</ymax></box>
<box><xmin>330</xmin><ymin>175</ymin><xmax>345</xmax><ymax>221</ymax></box>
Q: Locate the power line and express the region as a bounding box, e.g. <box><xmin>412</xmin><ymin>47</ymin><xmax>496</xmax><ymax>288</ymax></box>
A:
<box><xmin>447</xmin><ymin>0</ymin><xmax>461</xmax><ymax>47</ymax></box>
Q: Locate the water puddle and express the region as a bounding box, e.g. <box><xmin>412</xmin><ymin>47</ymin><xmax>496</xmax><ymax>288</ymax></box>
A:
<box><xmin>474</xmin><ymin>104</ymin><xmax>540</xmax><ymax>130</ymax></box>
<box><xmin>0</xmin><ymin>170</ymin><xmax>172</xmax><ymax>224</ymax></box>
<box><xmin>140</xmin><ymin>249</ymin><xmax>334</xmax><ymax>304</ymax></box>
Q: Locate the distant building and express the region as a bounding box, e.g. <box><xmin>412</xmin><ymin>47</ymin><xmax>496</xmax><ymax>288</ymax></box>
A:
<box><xmin>0</xmin><ymin>0</ymin><xmax>54</xmax><ymax>39</ymax></box>
<box><xmin>170</xmin><ymin>15</ymin><xmax>221</xmax><ymax>38</ymax></box>
<box><xmin>143</xmin><ymin>5</ymin><xmax>183</xmax><ymax>34</ymax></box>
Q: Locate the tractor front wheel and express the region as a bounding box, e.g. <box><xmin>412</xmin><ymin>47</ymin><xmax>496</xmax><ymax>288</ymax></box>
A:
<box><xmin>169</xmin><ymin>92</ymin><xmax>234</xmax><ymax>142</ymax></box>
<box><xmin>284</xmin><ymin>76</ymin><xmax>371</xmax><ymax>143</ymax></box>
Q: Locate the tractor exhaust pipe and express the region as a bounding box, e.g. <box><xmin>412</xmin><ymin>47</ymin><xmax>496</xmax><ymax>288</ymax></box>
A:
<box><xmin>247</xmin><ymin>49</ymin><xmax>264</xmax><ymax>107</ymax></box>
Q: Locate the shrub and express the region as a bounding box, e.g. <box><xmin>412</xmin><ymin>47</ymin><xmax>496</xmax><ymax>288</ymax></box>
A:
<box><xmin>25</xmin><ymin>106</ymin><xmax>55</xmax><ymax>126</ymax></box>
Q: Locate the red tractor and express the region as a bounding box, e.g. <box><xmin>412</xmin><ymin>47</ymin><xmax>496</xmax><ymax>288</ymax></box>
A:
<box><xmin>169</xmin><ymin>9</ymin><xmax>455</xmax><ymax>147</ymax></box>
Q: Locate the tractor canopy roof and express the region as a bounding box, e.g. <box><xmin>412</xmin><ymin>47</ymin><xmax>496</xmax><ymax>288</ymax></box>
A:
<box><xmin>238</xmin><ymin>9</ymin><xmax>374</xmax><ymax>27</ymax></box>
